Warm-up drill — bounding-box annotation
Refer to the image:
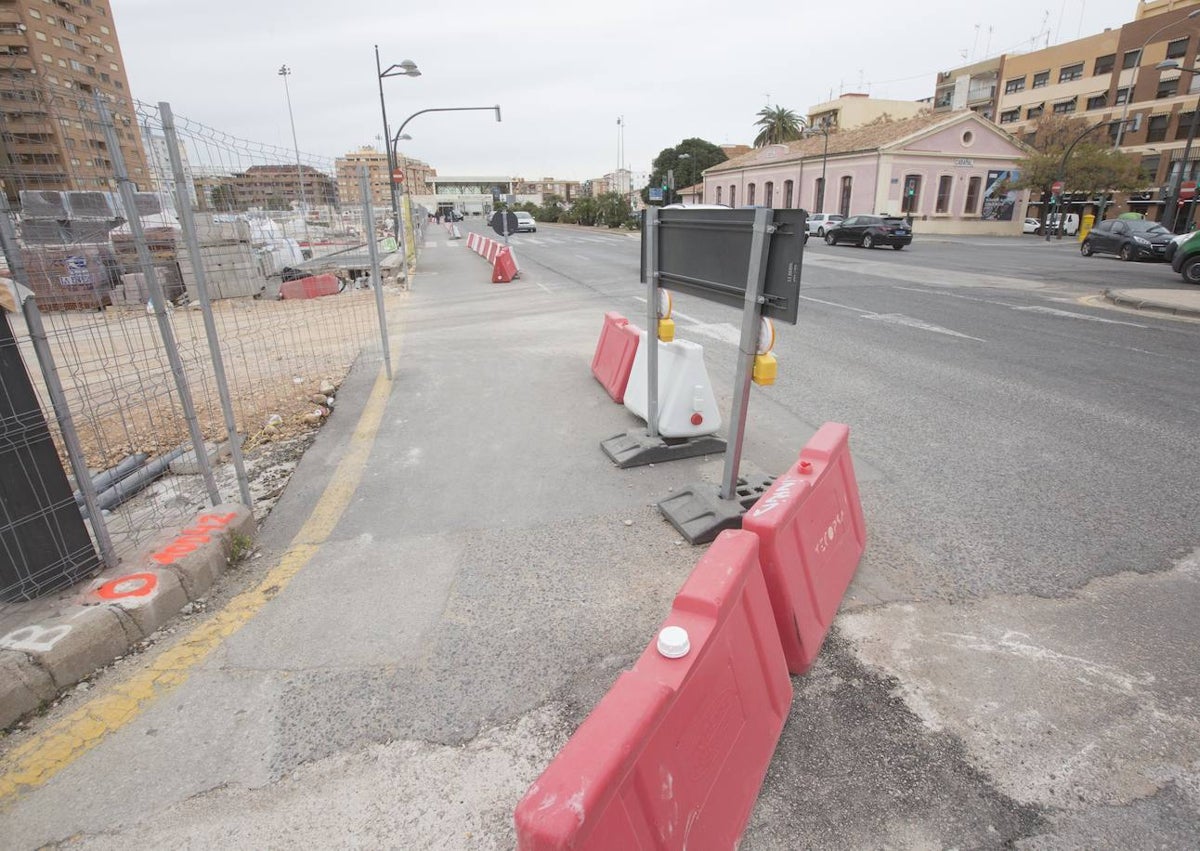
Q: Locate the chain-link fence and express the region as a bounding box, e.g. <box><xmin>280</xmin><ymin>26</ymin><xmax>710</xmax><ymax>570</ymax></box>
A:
<box><xmin>0</xmin><ymin>82</ymin><xmax>402</xmax><ymax>604</ymax></box>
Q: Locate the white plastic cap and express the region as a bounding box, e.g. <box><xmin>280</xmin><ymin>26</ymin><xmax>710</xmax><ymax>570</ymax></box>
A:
<box><xmin>657</xmin><ymin>626</ymin><xmax>691</xmax><ymax>659</ymax></box>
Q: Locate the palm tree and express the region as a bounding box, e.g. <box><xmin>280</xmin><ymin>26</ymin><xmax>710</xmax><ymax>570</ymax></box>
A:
<box><xmin>753</xmin><ymin>105</ymin><xmax>804</xmax><ymax>147</ymax></box>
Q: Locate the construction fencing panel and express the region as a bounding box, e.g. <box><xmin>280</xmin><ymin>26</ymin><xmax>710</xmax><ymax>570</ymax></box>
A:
<box><xmin>0</xmin><ymin>81</ymin><xmax>397</xmax><ymax>604</ymax></box>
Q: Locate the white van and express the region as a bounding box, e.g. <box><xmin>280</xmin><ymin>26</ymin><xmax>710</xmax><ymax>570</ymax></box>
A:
<box><xmin>1047</xmin><ymin>213</ymin><xmax>1080</xmax><ymax>236</ymax></box>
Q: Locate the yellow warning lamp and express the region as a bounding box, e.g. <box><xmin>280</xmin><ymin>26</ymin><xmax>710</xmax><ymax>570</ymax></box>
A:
<box><xmin>657</xmin><ymin>289</ymin><xmax>675</xmax><ymax>341</ymax></box>
<box><xmin>753</xmin><ymin>317</ymin><xmax>777</xmax><ymax>386</ymax></box>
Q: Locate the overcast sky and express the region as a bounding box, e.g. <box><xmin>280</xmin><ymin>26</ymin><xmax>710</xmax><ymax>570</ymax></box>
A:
<box><xmin>114</xmin><ymin>0</ymin><xmax>1141</xmax><ymax>180</ymax></box>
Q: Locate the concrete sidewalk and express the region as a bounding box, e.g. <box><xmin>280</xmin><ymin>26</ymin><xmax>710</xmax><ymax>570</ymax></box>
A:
<box><xmin>1104</xmin><ymin>285</ymin><xmax>1200</xmax><ymax>318</ymax></box>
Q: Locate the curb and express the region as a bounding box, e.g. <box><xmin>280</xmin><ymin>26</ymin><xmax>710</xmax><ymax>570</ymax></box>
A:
<box><xmin>1102</xmin><ymin>289</ymin><xmax>1200</xmax><ymax>319</ymax></box>
<box><xmin>0</xmin><ymin>503</ymin><xmax>256</xmax><ymax>729</ymax></box>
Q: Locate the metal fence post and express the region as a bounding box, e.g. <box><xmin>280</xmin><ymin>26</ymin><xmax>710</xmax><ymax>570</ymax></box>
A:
<box><xmin>160</xmin><ymin>101</ymin><xmax>252</xmax><ymax>507</ymax></box>
<box><xmin>95</xmin><ymin>94</ymin><xmax>221</xmax><ymax>506</ymax></box>
<box><xmin>360</xmin><ymin>167</ymin><xmax>393</xmax><ymax>379</ymax></box>
<box><xmin>0</xmin><ymin>195</ymin><xmax>117</xmax><ymax>568</ymax></box>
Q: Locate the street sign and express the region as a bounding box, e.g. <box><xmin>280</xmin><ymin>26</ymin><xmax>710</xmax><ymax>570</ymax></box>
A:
<box><xmin>490</xmin><ymin>211</ymin><xmax>518</xmax><ymax>237</ymax></box>
<box><xmin>1051</xmin><ymin>180</ymin><xmax>1064</xmax><ymax>195</ymax></box>
<box><xmin>648</xmin><ymin>187</ymin><xmax>664</xmax><ymax>201</ymax></box>
<box><xmin>391</xmin><ymin>168</ymin><xmax>404</xmax><ymax>184</ymax></box>
<box><xmin>1181</xmin><ymin>180</ymin><xmax>1197</xmax><ymax>200</ymax></box>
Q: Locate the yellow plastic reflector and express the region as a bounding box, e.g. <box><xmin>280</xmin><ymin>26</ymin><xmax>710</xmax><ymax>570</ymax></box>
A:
<box><xmin>658</xmin><ymin>317</ymin><xmax>676</xmax><ymax>342</ymax></box>
<box><xmin>752</xmin><ymin>352</ymin><xmax>777</xmax><ymax>386</ymax></box>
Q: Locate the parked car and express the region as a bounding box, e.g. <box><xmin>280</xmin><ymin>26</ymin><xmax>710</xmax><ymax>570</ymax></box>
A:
<box><xmin>1047</xmin><ymin>212</ymin><xmax>1080</xmax><ymax>236</ymax></box>
<box><xmin>1023</xmin><ymin>217</ymin><xmax>1042</xmax><ymax>234</ymax></box>
<box><xmin>1170</xmin><ymin>230</ymin><xmax>1200</xmax><ymax>283</ymax></box>
<box><xmin>1079</xmin><ymin>219</ymin><xmax>1173</xmax><ymax>261</ymax></box>
<box><xmin>824</xmin><ymin>215</ymin><xmax>913</xmax><ymax>250</ymax></box>
<box><xmin>807</xmin><ymin>213</ymin><xmax>845</xmax><ymax>236</ymax></box>
<box><xmin>514</xmin><ymin>211</ymin><xmax>537</xmax><ymax>233</ymax></box>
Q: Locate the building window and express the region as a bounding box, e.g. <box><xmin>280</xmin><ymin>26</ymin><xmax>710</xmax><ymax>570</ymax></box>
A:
<box><xmin>1028</xmin><ymin>104</ymin><xmax>1044</xmax><ymax>119</ymax></box>
<box><xmin>1052</xmin><ymin>99</ymin><xmax>1077</xmax><ymax>114</ymax></box>
<box><xmin>1000</xmin><ymin>108</ymin><xmax>1020</xmax><ymax>123</ymax></box>
<box><xmin>1033</xmin><ymin>70</ymin><xmax>1050</xmax><ymax>88</ymax></box>
<box><xmin>1004</xmin><ymin>76</ymin><xmax>1026</xmax><ymax>94</ymax></box>
<box><xmin>1176</xmin><ymin>113</ymin><xmax>1196</xmax><ymax>140</ymax></box>
<box><xmin>815</xmin><ymin>176</ymin><xmax>825</xmax><ymax>212</ymax></box>
<box><xmin>764</xmin><ymin>181</ymin><xmax>773</xmax><ymax>207</ymax></box>
<box><xmin>1086</xmin><ymin>94</ymin><xmax>1107</xmax><ymax>110</ymax></box>
<box><xmin>1059</xmin><ymin>63</ymin><xmax>1084</xmax><ymax>83</ymax></box>
<box><xmin>901</xmin><ymin>175</ymin><xmax>921</xmax><ymax>214</ymax></box>
<box><xmin>1141</xmin><ymin>154</ymin><xmax>1161</xmax><ymax>182</ymax></box>
<box><xmin>1147</xmin><ymin>114</ymin><xmax>1169</xmax><ymax>143</ymax></box>
<box><xmin>783</xmin><ymin>179</ymin><xmax>793</xmax><ymax>209</ymax></box>
<box><xmin>1157</xmin><ymin>77</ymin><xmax>1178</xmax><ymax>99</ymax></box>
<box><xmin>1094</xmin><ymin>54</ymin><xmax>1115</xmax><ymax>75</ymax></box>
<box><xmin>1167</xmin><ymin>37</ymin><xmax>1189</xmax><ymax>60</ymax></box>
<box><xmin>935</xmin><ymin>175</ymin><xmax>953</xmax><ymax>213</ymax></box>
<box><xmin>747</xmin><ymin>183</ymin><xmax>755</xmax><ymax>205</ymax></box>
<box><xmin>964</xmin><ymin>176</ymin><xmax>982</xmax><ymax>214</ymax></box>
<box><xmin>729</xmin><ymin>185</ymin><xmax>736</xmax><ymax>206</ymax></box>
<box><xmin>1123</xmin><ymin>49</ymin><xmax>1141</xmax><ymax>70</ymax></box>
<box><xmin>838</xmin><ymin>176</ymin><xmax>852</xmax><ymax>217</ymax></box>
<box><xmin>1115</xmin><ymin>87</ymin><xmax>1130</xmax><ymax>105</ymax></box>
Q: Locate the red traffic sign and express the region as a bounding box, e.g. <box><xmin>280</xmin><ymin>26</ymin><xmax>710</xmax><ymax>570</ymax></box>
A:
<box><xmin>1051</xmin><ymin>180</ymin><xmax>1064</xmax><ymax>195</ymax></box>
<box><xmin>1181</xmin><ymin>180</ymin><xmax>1197</xmax><ymax>200</ymax></box>
<box><xmin>391</xmin><ymin>168</ymin><xmax>405</xmax><ymax>183</ymax></box>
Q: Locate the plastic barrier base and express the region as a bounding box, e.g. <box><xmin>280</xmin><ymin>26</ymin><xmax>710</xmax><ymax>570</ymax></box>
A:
<box><xmin>514</xmin><ymin>530</ymin><xmax>791</xmax><ymax>849</ymax></box>
<box><xmin>492</xmin><ymin>247</ymin><xmax>518</xmax><ymax>283</ymax></box>
<box><xmin>279</xmin><ymin>273</ymin><xmax>340</xmax><ymax>300</ymax></box>
<box><xmin>741</xmin><ymin>422</ymin><xmax>867</xmax><ymax>674</ymax></box>
<box><xmin>600</xmin><ymin>427</ymin><xmax>726</xmax><ymax>469</ymax></box>
<box><xmin>657</xmin><ymin>474</ymin><xmax>778</xmax><ymax>545</ymax></box>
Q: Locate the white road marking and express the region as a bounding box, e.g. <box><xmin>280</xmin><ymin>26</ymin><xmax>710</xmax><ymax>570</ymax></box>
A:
<box><xmin>1010</xmin><ymin>305</ymin><xmax>1147</xmax><ymax>327</ymax></box>
<box><xmin>686</xmin><ymin>322</ymin><xmax>743</xmax><ymax>345</ymax></box>
<box><xmin>862</xmin><ymin>313</ymin><xmax>987</xmax><ymax>341</ymax></box>
<box><xmin>798</xmin><ymin>294</ymin><xmax>874</xmax><ymax>315</ymax></box>
<box><xmin>575</xmin><ymin>253</ymin><xmax>591</xmax><ymax>260</ymax></box>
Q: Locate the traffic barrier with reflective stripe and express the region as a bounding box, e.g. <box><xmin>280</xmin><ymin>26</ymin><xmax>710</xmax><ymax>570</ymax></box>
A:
<box><xmin>515</xmin><ymin>530</ymin><xmax>791</xmax><ymax>849</ymax></box>
<box><xmin>492</xmin><ymin>246</ymin><xmax>518</xmax><ymax>283</ymax></box>
<box><xmin>590</xmin><ymin>311</ymin><xmax>640</xmax><ymax>403</ymax></box>
<box><xmin>741</xmin><ymin>422</ymin><xmax>867</xmax><ymax>674</ymax></box>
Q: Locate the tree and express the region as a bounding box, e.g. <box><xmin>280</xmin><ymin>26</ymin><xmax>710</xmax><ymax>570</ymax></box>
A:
<box><xmin>753</xmin><ymin>105</ymin><xmax>804</xmax><ymax>148</ymax></box>
<box><xmin>567</xmin><ymin>196</ymin><xmax>599</xmax><ymax>226</ymax></box>
<box><xmin>537</xmin><ymin>193</ymin><xmax>565</xmax><ymax>222</ymax></box>
<box><xmin>595</xmin><ymin>192</ymin><xmax>632</xmax><ymax>228</ymax></box>
<box><xmin>645</xmin><ymin>138</ymin><xmax>728</xmax><ymax>204</ymax></box>
<box><xmin>210</xmin><ymin>184</ymin><xmax>237</xmax><ymax>212</ymax></box>
<box><xmin>1011</xmin><ymin>114</ymin><xmax>1143</xmax><ymax>231</ymax></box>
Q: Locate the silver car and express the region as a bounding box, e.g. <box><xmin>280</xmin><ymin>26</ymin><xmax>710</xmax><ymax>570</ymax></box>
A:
<box><xmin>514</xmin><ymin>211</ymin><xmax>537</xmax><ymax>233</ymax></box>
<box><xmin>807</xmin><ymin>213</ymin><xmax>845</xmax><ymax>236</ymax></box>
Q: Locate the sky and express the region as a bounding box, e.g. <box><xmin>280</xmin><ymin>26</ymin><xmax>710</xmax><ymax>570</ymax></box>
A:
<box><xmin>112</xmin><ymin>0</ymin><xmax>1143</xmax><ymax>181</ymax></box>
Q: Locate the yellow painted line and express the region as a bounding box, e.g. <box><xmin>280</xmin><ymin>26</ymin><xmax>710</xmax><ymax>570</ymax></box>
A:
<box><xmin>0</xmin><ymin>360</ymin><xmax>396</xmax><ymax>803</ymax></box>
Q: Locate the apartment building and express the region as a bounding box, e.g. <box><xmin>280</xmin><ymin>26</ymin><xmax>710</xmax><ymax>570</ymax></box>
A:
<box><xmin>935</xmin><ymin>0</ymin><xmax>1200</xmax><ymax>221</ymax></box>
<box><xmin>808</xmin><ymin>94</ymin><xmax>926</xmax><ymax>130</ymax></box>
<box><xmin>511</xmin><ymin>177</ymin><xmax>581</xmax><ymax>203</ymax></box>
<box><xmin>335</xmin><ymin>146</ymin><xmax>390</xmax><ymax>209</ymax></box>
<box><xmin>0</xmin><ymin>0</ymin><xmax>148</xmax><ymax>201</ymax></box>
<box><xmin>141</xmin><ymin>126</ymin><xmax>196</xmax><ymax>209</ymax></box>
<box><xmin>933</xmin><ymin>57</ymin><xmax>1003</xmax><ymax>121</ymax></box>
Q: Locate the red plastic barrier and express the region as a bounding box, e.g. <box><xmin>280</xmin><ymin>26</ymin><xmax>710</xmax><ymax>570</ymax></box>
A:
<box><xmin>741</xmin><ymin>422</ymin><xmax>867</xmax><ymax>674</ymax></box>
<box><xmin>590</xmin><ymin>311</ymin><xmax>641</xmax><ymax>403</ymax></box>
<box><xmin>486</xmin><ymin>240</ymin><xmax>499</xmax><ymax>263</ymax></box>
<box><xmin>515</xmin><ymin>530</ymin><xmax>791</xmax><ymax>850</ymax></box>
<box><xmin>279</xmin><ymin>273</ymin><xmax>340</xmax><ymax>300</ymax></box>
<box><xmin>492</xmin><ymin>247</ymin><xmax>518</xmax><ymax>283</ymax></box>
<box><xmin>467</xmin><ymin>233</ymin><xmax>478</xmax><ymax>251</ymax></box>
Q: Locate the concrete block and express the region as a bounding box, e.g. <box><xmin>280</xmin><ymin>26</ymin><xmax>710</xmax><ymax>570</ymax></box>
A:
<box><xmin>87</xmin><ymin>568</ymin><xmax>189</xmax><ymax>638</ymax></box>
<box><xmin>149</xmin><ymin>504</ymin><xmax>255</xmax><ymax>599</ymax></box>
<box><xmin>161</xmin><ymin>540</ymin><xmax>224</xmax><ymax>601</ymax></box>
<box><xmin>0</xmin><ymin>607</ymin><xmax>129</xmax><ymax>690</ymax></box>
<box><xmin>0</xmin><ymin>650</ymin><xmax>57</xmax><ymax>729</ymax></box>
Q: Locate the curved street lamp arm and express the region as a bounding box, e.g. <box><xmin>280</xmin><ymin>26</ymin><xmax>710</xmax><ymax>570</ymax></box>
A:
<box><xmin>393</xmin><ymin>105</ymin><xmax>502</xmax><ymax>152</ymax></box>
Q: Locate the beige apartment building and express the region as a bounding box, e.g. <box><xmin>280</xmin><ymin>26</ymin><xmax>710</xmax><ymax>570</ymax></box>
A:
<box><xmin>0</xmin><ymin>0</ymin><xmax>148</xmax><ymax>201</ymax></box>
<box><xmin>935</xmin><ymin>0</ymin><xmax>1200</xmax><ymax>222</ymax></box>
<box><xmin>808</xmin><ymin>94</ymin><xmax>926</xmax><ymax>130</ymax></box>
<box><xmin>335</xmin><ymin>146</ymin><xmax>391</xmax><ymax>208</ymax></box>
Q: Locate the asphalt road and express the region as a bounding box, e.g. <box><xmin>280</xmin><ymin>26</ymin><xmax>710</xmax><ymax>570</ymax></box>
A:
<box><xmin>3</xmin><ymin>221</ymin><xmax>1198</xmax><ymax>849</ymax></box>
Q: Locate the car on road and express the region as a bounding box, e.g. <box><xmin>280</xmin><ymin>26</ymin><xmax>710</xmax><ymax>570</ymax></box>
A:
<box><xmin>1047</xmin><ymin>212</ymin><xmax>1080</xmax><ymax>236</ymax></box>
<box><xmin>1165</xmin><ymin>229</ymin><xmax>1196</xmax><ymax>264</ymax></box>
<box><xmin>1079</xmin><ymin>219</ymin><xmax>1173</xmax><ymax>261</ymax></box>
<box><xmin>1023</xmin><ymin>217</ymin><xmax>1042</xmax><ymax>234</ymax></box>
<box><xmin>825</xmin><ymin>215</ymin><xmax>913</xmax><ymax>250</ymax></box>
<box><xmin>806</xmin><ymin>213</ymin><xmax>845</xmax><ymax>237</ymax></box>
<box><xmin>1170</xmin><ymin>230</ymin><xmax>1200</xmax><ymax>282</ymax></box>
<box><xmin>514</xmin><ymin>211</ymin><xmax>537</xmax><ymax>233</ymax></box>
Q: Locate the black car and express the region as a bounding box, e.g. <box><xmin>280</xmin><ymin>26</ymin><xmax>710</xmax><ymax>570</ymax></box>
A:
<box><xmin>1079</xmin><ymin>219</ymin><xmax>1173</xmax><ymax>261</ymax></box>
<box><xmin>825</xmin><ymin>215</ymin><xmax>912</xmax><ymax>250</ymax></box>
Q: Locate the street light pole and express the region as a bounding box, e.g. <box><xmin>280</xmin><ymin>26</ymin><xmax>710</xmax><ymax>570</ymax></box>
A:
<box><xmin>800</xmin><ymin>118</ymin><xmax>829</xmax><ymax>212</ymax></box>
<box><xmin>376</xmin><ymin>48</ymin><xmax>421</xmax><ymax>283</ymax></box>
<box><xmin>277</xmin><ymin>65</ymin><xmax>310</xmax><ymax>249</ymax></box>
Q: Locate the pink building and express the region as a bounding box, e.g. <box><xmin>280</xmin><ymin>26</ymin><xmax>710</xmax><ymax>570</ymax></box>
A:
<box><xmin>703</xmin><ymin>111</ymin><xmax>1032</xmax><ymax>235</ymax></box>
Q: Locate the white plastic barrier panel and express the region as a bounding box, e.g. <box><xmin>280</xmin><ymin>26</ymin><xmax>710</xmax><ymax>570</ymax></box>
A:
<box><xmin>624</xmin><ymin>330</ymin><xmax>722</xmax><ymax>438</ymax></box>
